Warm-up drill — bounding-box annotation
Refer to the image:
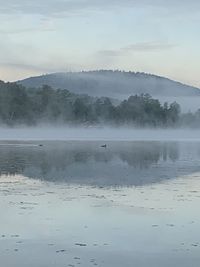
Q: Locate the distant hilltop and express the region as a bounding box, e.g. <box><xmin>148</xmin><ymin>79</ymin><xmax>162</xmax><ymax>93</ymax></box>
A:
<box><xmin>17</xmin><ymin>70</ymin><xmax>200</xmax><ymax>99</ymax></box>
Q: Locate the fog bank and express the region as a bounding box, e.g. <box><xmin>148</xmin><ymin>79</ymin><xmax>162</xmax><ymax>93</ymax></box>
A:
<box><xmin>1</xmin><ymin>127</ymin><xmax>200</xmax><ymax>141</ymax></box>
<box><xmin>158</xmin><ymin>96</ymin><xmax>200</xmax><ymax>113</ymax></box>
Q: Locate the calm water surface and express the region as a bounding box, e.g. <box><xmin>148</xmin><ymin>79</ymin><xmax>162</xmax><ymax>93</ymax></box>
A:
<box><xmin>0</xmin><ymin>141</ymin><xmax>200</xmax><ymax>267</ymax></box>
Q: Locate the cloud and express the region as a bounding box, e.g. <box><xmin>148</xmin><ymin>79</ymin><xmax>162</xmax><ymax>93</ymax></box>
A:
<box><xmin>0</xmin><ymin>0</ymin><xmax>129</xmax><ymax>16</ymax></box>
<box><xmin>0</xmin><ymin>27</ymin><xmax>55</xmax><ymax>35</ymax></box>
<box><xmin>123</xmin><ymin>42</ymin><xmax>177</xmax><ymax>52</ymax></box>
<box><xmin>0</xmin><ymin>0</ymin><xmax>199</xmax><ymax>17</ymax></box>
<box><xmin>98</xmin><ymin>50</ymin><xmax>120</xmax><ymax>57</ymax></box>
<box><xmin>98</xmin><ymin>42</ymin><xmax>177</xmax><ymax>57</ymax></box>
<box><xmin>0</xmin><ymin>63</ymin><xmax>50</xmax><ymax>72</ymax></box>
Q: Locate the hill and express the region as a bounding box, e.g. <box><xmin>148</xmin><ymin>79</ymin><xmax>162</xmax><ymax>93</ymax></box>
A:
<box><xmin>17</xmin><ymin>70</ymin><xmax>200</xmax><ymax>99</ymax></box>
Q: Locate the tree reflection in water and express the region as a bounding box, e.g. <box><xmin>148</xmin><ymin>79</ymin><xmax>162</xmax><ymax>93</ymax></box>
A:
<box><xmin>0</xmin><ymin>141</ymin><xmax>198</xmax><ymax>187</ymax></box>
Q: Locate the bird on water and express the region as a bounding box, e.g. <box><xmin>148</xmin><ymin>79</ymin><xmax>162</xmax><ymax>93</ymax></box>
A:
<box><xmin>101</xmin><ymin>144</ymin><xmax>107</xmax><ymax>148</ymax></box>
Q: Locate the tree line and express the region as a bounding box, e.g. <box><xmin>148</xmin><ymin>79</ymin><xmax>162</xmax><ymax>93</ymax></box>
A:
<box><xmin>0</xmin><ymin>80</ymin><xmax>199</xmax><ymax>127</ymax></box>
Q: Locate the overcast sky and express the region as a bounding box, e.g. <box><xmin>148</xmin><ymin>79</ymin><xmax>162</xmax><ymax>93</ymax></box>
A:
<box><xmin>0</xmin><ymin>0</ymin><xmax>200</xmax><ymax>86</ymax></box>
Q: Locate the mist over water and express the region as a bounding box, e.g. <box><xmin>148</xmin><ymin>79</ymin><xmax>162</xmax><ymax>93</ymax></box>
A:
<box><xmin>1</xmin><ymin>126</ymin><xmax>200</xmax><ymax>141</ymax></box>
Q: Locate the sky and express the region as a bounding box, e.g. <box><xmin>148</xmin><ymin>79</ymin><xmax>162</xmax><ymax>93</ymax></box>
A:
<box><xmin>0</xmin><ymin>0</ymin><xmax>200</xmax><ymax>87</ymax></box>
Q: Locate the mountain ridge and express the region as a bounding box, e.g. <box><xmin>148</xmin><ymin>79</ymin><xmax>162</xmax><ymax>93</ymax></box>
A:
<box><xmin>17</xmin><ymin>70</ymin><xmax>200</xmax><ymax>98</ymax></box>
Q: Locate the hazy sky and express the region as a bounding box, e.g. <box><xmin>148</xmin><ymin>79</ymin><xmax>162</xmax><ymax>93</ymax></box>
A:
<box><xmin>0</xmin><ymin>0</ymin><xmax>200</xmax><ymax>86</ymax></box>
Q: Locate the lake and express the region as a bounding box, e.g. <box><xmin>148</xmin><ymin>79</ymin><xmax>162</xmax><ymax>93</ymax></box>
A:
<box><xmin>0</xmin><ymin>140</ymin><xmax>200</xmax><ymax>267</ymax></box>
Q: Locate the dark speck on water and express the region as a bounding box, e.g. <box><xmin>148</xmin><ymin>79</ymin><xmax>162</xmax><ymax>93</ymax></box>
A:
<box><xmin>101</xmin><ymin>144</ymin><xmax>107</xmax><ymax>148</ymax></box>
<box><xmin>75</xmin><ymin>243</ymin><xmax>87</xmax><ymax>247</ymax></box>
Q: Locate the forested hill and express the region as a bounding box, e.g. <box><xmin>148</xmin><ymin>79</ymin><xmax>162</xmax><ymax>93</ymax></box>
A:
<box><xmin>0</xmin><ymin>80</ymin><xmax>182</xmax><ymax>126</ymax></box>
<box><xmin>1</xmin><ymin>80</ymin><xmax>200</xmax><ymax>127</ymax></box>
<box><xmin>18</xmin><ymin>70</ymin><xmax>200</xmax><ymax>98</ymax></box>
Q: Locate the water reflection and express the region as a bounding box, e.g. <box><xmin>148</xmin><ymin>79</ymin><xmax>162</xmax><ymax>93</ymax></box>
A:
<box><xmin>0</xmin><ymin>141</ymin><xmax>199</xmax><ymax>186</ymax></box>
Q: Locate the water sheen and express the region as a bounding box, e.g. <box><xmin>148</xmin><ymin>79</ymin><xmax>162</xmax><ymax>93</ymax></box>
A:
<box><xmin>0</xmin><ymin>141</ymin><xmax>200</xmax><ymax>267</ymax></box>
